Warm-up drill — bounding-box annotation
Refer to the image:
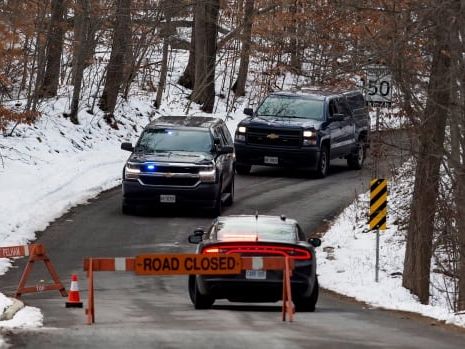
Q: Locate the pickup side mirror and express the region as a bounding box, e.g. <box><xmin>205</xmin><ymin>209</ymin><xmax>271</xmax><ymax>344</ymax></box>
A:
<box><xmin>217</xmin><ymin>145</ymin><xmax>234</xmax><ymax>155</ymax></box>
<box><xmin>307</xmin><ymin>237</ymin><xmax>321</xmax><ymax>247</ymax></box>
<box><xmin>188</xmin><ymin>228</ymin><xmax>205</xmax><ymax>244</ymax></box>
<box><xmin>329</xmin><ymin>113</ymin><xmax>345</xmax><ymax>122</ymax></box>
<box><xmin>243</xmin><ymin>108</ymin><xmax>253</xmax><ymax>116</ymax></box>
<box><xmin>121</xmin><ymin>142</ymin><xmax>134</xmax><ymax>152</ymax></box>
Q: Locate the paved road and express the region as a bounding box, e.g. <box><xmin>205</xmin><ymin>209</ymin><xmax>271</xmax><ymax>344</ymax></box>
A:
<box><xmin>2</xmin><ymin>148</ymin><xmax>465</xmax><ymax>348</ymax></box>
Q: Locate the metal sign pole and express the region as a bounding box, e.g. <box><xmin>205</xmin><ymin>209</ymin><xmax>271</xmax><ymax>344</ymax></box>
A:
<box><xmin>375</xmin><ymin>107</ymin><xmax>380</xmax><ymax>283</ymax></box>
<box><xmin>375</xmin><ymin>230</ymin><xmax>380</xmax><ymax>282</ymax></box>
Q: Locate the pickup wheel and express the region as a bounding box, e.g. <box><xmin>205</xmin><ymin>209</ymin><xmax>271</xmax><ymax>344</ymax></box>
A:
<box><xmin>236</xmin><ymin>164</ymin><xmax>251</xmax><ymax>175</ymax></box>
<box><xmin>347</xmin><ymin>141</ymin><xmax>365</xmax><ymax>170</ymax></box>
<box><xmin>315</xmin><ymin>146</ymin><xmax>329</xmax><ymax>178</ymax></box>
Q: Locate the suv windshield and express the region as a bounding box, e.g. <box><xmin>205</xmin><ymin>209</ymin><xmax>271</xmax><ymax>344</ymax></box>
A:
<box><xmin>136</xmin><ymin>128</ymin><xmax>213</xmax><ymax>153</ymax></box>
<box><xmin>257</xmin><ymin>95</ymin><xmax>324</xmax><ymax>120</ymax></box>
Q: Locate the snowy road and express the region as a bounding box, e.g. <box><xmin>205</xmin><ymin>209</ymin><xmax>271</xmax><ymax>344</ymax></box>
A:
<box><xmin>2</xmin><ymin>155</ymin><xmax>465</xmax><ymax>348</ymax></box>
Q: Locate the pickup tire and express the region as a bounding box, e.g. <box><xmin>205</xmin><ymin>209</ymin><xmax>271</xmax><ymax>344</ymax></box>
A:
<box><xmin>315</xmin><ymin>146</ymin><xmax>329</xmax><ymax>178</ymax></box>
<box><xmin>210</xmin><ymin>180</ymin><xmax>223</xmax><ymax>217</ymax></box>
<box><xmin>236</xmin><ymin>164</ymin><xmax>251</xmax><ymax>175</ymax></box>
<box><xmin>347</xmin><ymin>140</ymin><xmax>365</xmax><ymax>170</ymax></box>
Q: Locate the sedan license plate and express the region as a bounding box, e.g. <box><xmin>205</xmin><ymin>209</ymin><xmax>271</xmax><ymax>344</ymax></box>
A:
<box><xmin>160</xmin><ymin>195</ymin><xmax>176</xmax><ymax>203</ymax></box>
<box><xmin>246</xmin><ymin>270</ymin><xmax>266</xmax><ymax>280</ymax></box>
<box><xmin>264</xmin><ymin>156</ymin><xmax>278</xmax><ymax>165</ymax></box>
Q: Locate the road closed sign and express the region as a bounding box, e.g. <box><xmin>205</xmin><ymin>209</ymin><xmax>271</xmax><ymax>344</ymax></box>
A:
<box><xmin>134</xmin><ymin>253</ymin><xmax>242</xmax><ymax>275</ymax></box>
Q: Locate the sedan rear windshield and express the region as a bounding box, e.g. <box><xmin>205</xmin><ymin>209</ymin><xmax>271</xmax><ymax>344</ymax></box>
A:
<box><xmin>136</xmin><ymin>128</ymin><xmax>213</xmax><ymax>153</ymax></box>
<box><xmin>256</xmin><ymin>95</ymin><xmax>324</xmax><ymax>120</ymax></box>
<box><xmin>214</xmin><ymin>220</ymin><xmax>297</xmax><ymax>242</ymax></box>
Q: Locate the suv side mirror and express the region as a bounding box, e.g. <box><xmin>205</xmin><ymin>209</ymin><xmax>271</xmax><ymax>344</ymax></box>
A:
<box><xmin>243</xmin><ymin>108</ymin><xmax>253</xmax><ymax>116</ymax></box>
<box><xmin>121</xmin><ymin>142</ymin><xmax>134</xmax><ymax>152</ymax></box>
<box><xmin>329</xmin><ymin>113</ymin><xmax>345</xmax><ymax>122</ymax></box>
<box><xmin>217</xmin><ymin>145</ymin><xmax>234</xmax><ymax>155</ymax></box>
<box><xmin>188</xmin><ymin>228</ymin><xmax>205</xmax><ymax>244</ymax></box>
<box><xmin>307</xmin><ymin>237</ymin><xmax>321</xmax><ymax>247</ymax></box>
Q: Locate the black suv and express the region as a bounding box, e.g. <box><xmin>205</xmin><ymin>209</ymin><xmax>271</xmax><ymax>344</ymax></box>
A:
<box><xmin>234</xmin><ymin>88</ymin><xmax>369</xmax><ymax>177</ymax></box>
<box><xmin>121</xmin><ymin>116</ymin><xmax>235</xmax><ymax>215</ymax></box>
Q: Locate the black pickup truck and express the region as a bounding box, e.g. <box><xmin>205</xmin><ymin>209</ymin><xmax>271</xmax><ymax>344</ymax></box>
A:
<box><xmin>121</xmin><ymin>116</ymin><xmax>235</xmax><ymax>216</ymax></box>
<box><xmin>234</xmin><ymin>89</ymin><xmax>369</xmax><ymax>177</ymax></box>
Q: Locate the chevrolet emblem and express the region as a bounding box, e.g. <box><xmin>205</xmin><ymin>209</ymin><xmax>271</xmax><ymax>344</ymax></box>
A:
<box><xmin>266</xmin><ymin>133</ymin><xmax>279</xmax><ymax>140</ymax></box>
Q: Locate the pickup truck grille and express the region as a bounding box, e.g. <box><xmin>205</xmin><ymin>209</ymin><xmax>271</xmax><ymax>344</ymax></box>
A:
<box><xmin>153</xmin><ymin>166</ymin><xmax>200</xmax><ymax>174</ymax></box>
<box><xmin>246</xmin><ymin>127</ymin><xmax>302</xmax><ymax>148</ymax></box>
<box><xmin>139</xmin><ymin>176</ymin><xmax>199</xmax><ymax>187</ymax></box>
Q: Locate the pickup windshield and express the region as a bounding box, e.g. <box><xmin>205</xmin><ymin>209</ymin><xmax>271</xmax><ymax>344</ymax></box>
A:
<box><xmin>257</xmin><ymin>95</ymin><xmax>324</xmax><ymax>120</ymax></box>
<box><xmin>136</xmin><ymin>128</ymin><xmax>213</xmax><ymax>153</ymax></box>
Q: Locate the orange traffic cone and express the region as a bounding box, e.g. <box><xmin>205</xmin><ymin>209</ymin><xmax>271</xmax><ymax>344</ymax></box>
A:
<box><xmin>65</xmin><ymin>274</ymin><xmax>83</xmax><ymax>308</ymax></box>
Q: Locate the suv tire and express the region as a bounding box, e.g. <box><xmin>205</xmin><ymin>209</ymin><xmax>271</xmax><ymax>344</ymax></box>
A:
<box><xmin>295</xmin><ymin>277</ymin><xmax>319</xmax><ymax>312</ymax></box>
<box><xmin>236</xmin><ymin>164</ymin><xmax>251</xmax><ymax>175</ymax></box>
<box><xmin>210</xmin><ymin>181</ymin><xmax>223</xmax><ymax>217</ymax></box>
<box><xmin>315</xmin><ymin>146</ymin><xmax>329</xmax><ymax>178</ymax></box>
<box><xmin>224</xmin><ymin>177</ymin><xmax>234</xmax><ymax>206</ymax></box>
<box><xmin>347</xmin><ymin>140</ymin><xmax>365</xmax><ymax>170</ymax></box>
<box><xmin>122</xmin><ymin>200</ymin><xmax>135</xmax><ymax>215</ymax></box>
<box><xmin>188</xmin><ymin>275</ymin><xmax>215</xmax><ymax>309</ymax></box>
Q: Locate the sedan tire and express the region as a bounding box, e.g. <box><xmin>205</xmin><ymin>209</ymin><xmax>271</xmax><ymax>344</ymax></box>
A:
<box><xmin>188</xmin><ymin>275</ymin><xmax>215</xmax><ymax>309</ymax></box>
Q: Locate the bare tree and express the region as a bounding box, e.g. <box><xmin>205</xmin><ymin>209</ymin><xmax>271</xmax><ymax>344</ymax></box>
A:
<box><xmin>191</xmin><ymin>0</ymin><xmax>219</xmax><ymax>113</ymax></box>
<box><xmin>99</xmin><ymin>0</ymin><xmax>131</xmax><ymax>116</ymax></box>
<box><xmin>39</xmin><ymin>0</ymin><xmax>67</xmax><ymax>98</ymax></box>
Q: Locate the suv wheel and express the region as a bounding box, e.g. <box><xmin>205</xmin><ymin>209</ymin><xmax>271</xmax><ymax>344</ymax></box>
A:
<box><xmin>224</xmin><ymin>176</ymin><xmax>234</xmax><ymax>206</ymax></box>
<box><xmin>211</xmin><ymin>181</ymin><xmax>223</xmax><ymax>217</ymax></box>
<box><xmin>236</xmin><ymin>164</ymin><xmax>251</xmax><ymax>175</ymax></box>
<box><xmin>188</xmin><ymin>275</ymin><xmax>215</xmax><ymax>309</ymax></box>
<box><xmin>347</xmin><ymin>141</ymin><xmax>365</xmax><ymax>170</ymax></box>
<box><xmin>295</xmin><ymin>277</ymin><xmax>319</xmax><ymax>312</ymax></box>
<box><xmin>122</xmin><ymin>200</ymin><xmax>135</xmax><ymax>215</ymax></box>
<box><xmin>315</xmin><ymin>146</ymin><xmax>329</xmax><ymax>178</ymax></box>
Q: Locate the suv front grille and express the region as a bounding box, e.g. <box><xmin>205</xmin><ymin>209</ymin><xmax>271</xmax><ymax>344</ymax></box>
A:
<box><xmin>246</xmin><ymin>127</ymin><xmax>302</xmax><ymax>147</ymax></box>
<box><xmin>139</xmin><ymin>176</ymin><xmax>199</xmax><ymax>187</ymax></box>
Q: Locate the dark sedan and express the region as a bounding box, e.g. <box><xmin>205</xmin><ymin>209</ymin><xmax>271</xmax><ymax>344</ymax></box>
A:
<box><xmin>187</xmin><ymin>215</ymin><xmax>321</xmax><ymax>311</ymax></box>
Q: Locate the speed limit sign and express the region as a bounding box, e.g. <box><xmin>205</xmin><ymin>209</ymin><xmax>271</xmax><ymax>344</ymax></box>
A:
<box><xmin>364</xmin><ymin>65</ymin><xmax>392</xmax><ymax>107</ymax></box>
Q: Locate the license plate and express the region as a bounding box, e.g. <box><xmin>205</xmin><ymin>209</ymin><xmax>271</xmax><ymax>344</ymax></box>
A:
<box><xmin>160</xmin><ymin>195</ymin><xmax>176</xmax><ymax>203</ymax></box>
<box><xmin>264</xmin><ymin>156</ymin><xmax>278</xmax><ymax>165</ymax></box>
<box><xmin>246</xmin><ymin>270</ymin><xmax>266</xmax><ymax>280</ymax></box>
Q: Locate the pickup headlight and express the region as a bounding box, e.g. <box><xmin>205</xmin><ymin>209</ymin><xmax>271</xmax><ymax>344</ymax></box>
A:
<box><xmin>124</xmin><ymin>163</ymin><xmax>141</xmax><ymax>179</ymax></box>
<box><xmin>235</xmin><ymin>126</ymin><xmax>246</xmax><ymax>142</ymax></box>
<box><xmin>199</xmin><ymin>167</ymin><xmax>217</xmax><ymax>183</ymax></box>
<box><xmin>238</xmin><ymin>126</ymin><xmax>246</xmax><ymax>133</ymax></box>
<box><xmin>303</xmin><ymin>130</ymin><xmax>317</xmax><ymax>146</ymax></box>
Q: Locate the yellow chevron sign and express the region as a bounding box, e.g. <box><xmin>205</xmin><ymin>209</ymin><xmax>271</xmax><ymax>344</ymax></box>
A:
<box><xmin>369</xmin><ymin>179</ymin><xmax>388</xmax><ymax>230</ymax></box>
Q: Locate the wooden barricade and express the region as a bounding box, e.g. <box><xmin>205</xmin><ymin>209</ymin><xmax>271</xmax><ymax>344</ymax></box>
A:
<box><xmin>83</xmin><ymin>254</ymin><xmax>295</xmax><ymax>325</ymax></box>
<box><xmin>0</xmin><ymin>244</ymin><xmax>67</xmax><ymax>298</ymax></box>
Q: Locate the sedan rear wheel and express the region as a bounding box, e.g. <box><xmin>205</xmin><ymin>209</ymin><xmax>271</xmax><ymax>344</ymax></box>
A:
<box><xmin>188</xmin><ymin>275</ymin><xmax>215</xmax><ymax>309</ymax></box>
<box><xmin>295</xmin><ymin>277</ymin><xmax>319</xmax><ymax>312</ymax></box>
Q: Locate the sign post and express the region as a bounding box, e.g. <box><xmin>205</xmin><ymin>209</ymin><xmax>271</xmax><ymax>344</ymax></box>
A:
<box><xmin>364</xmin><ymin>64</ymin><xmax>392</xmax><ymax>108</ymax></box>
<box><xmin>369</xmin><ymin>179</ymin><xmax>388</xmax><ymax>282</ymax></box>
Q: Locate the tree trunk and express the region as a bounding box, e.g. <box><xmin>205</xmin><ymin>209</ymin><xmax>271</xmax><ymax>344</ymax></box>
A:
<box><xmin>69</xmin><ymin>0</ymin><xmax>90</xmax><ymax>125</ymax></box>
<box><xmin>232</xmin><ymin>0</ymin><xmax>254</xmax><ymax>97</ymax></box>
<box><xmin>40</xmin><ymin>0</ymin><xmax>66</xmax><ymax>98</ymax></box>
<box><xmin>178</xmin><ymin>7</ymin><xmax>196</xmax><ymax>89</ymax></box>
<box><xmin>99</xmin><ymin>0</ymin><xmax>131</xmax><ymax>115</ymax></box>
<box><xmin>155</xmin><ymin>14</ymin><xmax>171</xmax><ymax>109</ymax></box>
<box><xmin>192</xmin><ymin>0</ymin><xmax>219</xmax><ymax>113</ymax></box>
<box><xmin>402</xmin><ymin>16</ymin><xmax>452</xmax><ymax>304</ymax></box>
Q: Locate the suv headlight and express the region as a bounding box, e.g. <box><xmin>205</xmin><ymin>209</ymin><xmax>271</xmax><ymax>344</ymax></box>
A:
<box><xmin>199</xmin><ymin>167</ymin><xmax>217</xmax><ymax>183</ymax></box>
<box><xmin>124</xmin><ymin>163</ymin><xmax>141</xmax><ymax>179</ymax></box>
